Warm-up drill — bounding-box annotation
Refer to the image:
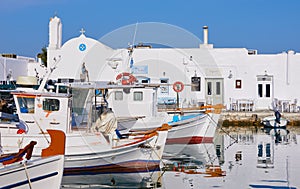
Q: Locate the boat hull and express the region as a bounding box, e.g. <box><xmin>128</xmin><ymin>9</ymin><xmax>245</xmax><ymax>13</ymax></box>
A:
<box><xmin>0</xmin><ymin>130</ymin><xmax>168</xmax><ymax>185</ymax></box>
<box><xmin>0</xmin><ymin>155</ymin><xmax>64</xmax><ymax>189</ymax></box>
<box><xmin>261</xmin><ymin>116</ymin><xmax>288</xmax><ymax>128</ymax></box>
<box><xmin>166</xmin><ymin>113</ymin><xmax>219</xmax><ymax>145</ymax></box>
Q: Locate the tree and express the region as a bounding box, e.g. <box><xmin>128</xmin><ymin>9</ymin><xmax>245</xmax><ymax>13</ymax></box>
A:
<box><xmin>37</xmin><ymin>46</ymin><xmax>47</xmax><ymax>67</ymax></box>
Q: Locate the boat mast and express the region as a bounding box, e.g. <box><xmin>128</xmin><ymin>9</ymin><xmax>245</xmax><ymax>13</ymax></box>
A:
<box><xmin>38</xmin><ymin>55</ymin><xmax>61</xmax><ymax>92</ymax></box>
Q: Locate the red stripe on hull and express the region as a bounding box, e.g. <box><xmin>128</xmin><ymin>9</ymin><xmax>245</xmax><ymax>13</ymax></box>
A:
<box><xmin>166</xmin><ymin>136</ymin><xmax>213</xmax><ymax>144</ymax></box>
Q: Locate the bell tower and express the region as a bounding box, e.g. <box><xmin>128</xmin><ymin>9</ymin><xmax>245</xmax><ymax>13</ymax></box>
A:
<box><xmin>48</xmin><ymin>16</ymin><xmax>62</xmax><ymax>50</ymax></box>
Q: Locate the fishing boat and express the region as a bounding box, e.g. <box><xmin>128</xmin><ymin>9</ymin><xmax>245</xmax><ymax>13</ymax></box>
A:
<box><xmin>105</xmin><ymin>82</ymin><xmax>222</xmax><ymax>147</ymax></box>
<box><xmin>261</xmin><ymin>110</ymin><xmax>288</xmax><ymax>129</ymax></box>
<box><xmin>261</xmin><ymin>116</ymin><xmax>288</xmax><ymax>128</ymax></box>
<box><xmin>0</xmin><ymin>80</ymin><xmax>169</xmax><ymax>186</ymax></box>
<box><xmin>0</xmin><ymin>129</ymin><xmax>65</xmax><ymax>189</ymax></box>
<box><xmin>165</xmin><ymin>111</ymin><xmax>220</xmax><ymax>145</ymax></box>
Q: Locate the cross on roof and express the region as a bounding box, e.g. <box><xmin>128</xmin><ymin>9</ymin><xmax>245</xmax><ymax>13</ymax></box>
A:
<box><xmin>80</xmin><ymin>28</ymin><xmax>86</xmax><ymax>35</ymax></box>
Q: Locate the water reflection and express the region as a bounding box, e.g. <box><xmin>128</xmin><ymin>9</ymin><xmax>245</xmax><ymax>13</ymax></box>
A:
<box><xmin>62</xmin><ymin>126</ymin><xmax>300</xmax><ymax>188</ymax></box>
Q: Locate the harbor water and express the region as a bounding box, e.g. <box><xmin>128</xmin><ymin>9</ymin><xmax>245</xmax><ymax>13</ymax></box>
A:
<box><xmin>61</xmin><ymin>125</ymin><xmax>300</xmax><ymax>189</ymax></box>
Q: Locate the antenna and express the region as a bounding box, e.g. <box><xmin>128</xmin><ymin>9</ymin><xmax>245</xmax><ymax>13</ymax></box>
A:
<box><xmin>132</xmin><ymin>22</ymin><xmax>138</xmax><ymax>48</ymax></box>
<box><xmin>126</xmin><ymin>22</ymin><xmax>138</xmax><ymax>70</ymax></box>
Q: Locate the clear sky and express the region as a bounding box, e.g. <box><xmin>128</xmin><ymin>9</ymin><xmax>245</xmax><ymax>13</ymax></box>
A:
<box><xmin>0</xmin><ymin>0</ymin><xmax>299</xmax><ymax>57</ymax></box>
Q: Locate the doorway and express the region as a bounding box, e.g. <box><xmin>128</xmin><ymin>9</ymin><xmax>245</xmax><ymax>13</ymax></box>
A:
<box><xmin>256</xmin><ymin>75</ymin><xmax>273</xmax><ymax>109</ymax></box>
<box><xmin>205</xmin><ymin>78</ymin><xmax>224</xmax><ymax>105</ymax></box>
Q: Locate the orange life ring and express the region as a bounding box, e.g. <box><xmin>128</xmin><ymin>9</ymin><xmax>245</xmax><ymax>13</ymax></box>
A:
<box><xmin>116</xmin><ymin>72</ymin><xmax>137</xmax><ymax>85</ymax></box>
<box><xmin>173</xmin><ymin>81</ymin><xmax>184</xmax><ymax>93</ymax></box>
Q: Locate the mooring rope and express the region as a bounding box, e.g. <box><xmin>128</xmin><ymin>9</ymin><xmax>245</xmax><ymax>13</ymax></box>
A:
<box><xmin>23</xmin><ymin>161</ymin><xmax>33</xmax><ymax>189</ymax></box>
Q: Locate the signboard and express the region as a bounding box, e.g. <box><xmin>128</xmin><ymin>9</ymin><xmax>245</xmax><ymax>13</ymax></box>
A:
<box><xmin>191</xmin><ymin>77</ymin><xmax>201</xmax><ymax>91</ymax></box>
<box><xmin>131</xmin><ymin>65</ymin><xmax>148</xmax><ymax>74</ymax></box>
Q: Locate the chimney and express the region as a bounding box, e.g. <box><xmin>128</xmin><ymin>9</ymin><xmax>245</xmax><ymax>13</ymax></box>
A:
<box><xmin>199</xmin><ymin>25</ymin><xmax>213</xmax><ymax>49</ymax></box>
<box><xmin>203</xmin><ymin>26</ymin><xmax>208</xmax><ymax>45</ymax></box>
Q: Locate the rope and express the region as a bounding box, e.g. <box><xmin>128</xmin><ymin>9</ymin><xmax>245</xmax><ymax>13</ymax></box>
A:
<box><xmin>199</xmin><ymin>114</ymin><xmax>220</xmax><ymax>165</ymax></box>
<box><xmin>207</xmin><ymin>113</ymin><xmax>238</xmax><ymax>149</ymax></box>
<box><xmin>17</xmin><ymin>134</ymin><xmax>25</xmax><ymax>148</ymax></box>
<box><xmin>32</xmin><ymin>116</ymin><xmax>49</xmax><ymax>144</ymax></box>
<box><xmin>23</xmin><ymin>161</ymin><xmax>33</xmax><ymax>189</ymax></box>
<box><xmin>144</xmin><ymin>131</ymin><xmax>166</xmax><ymax>187</ymax></box>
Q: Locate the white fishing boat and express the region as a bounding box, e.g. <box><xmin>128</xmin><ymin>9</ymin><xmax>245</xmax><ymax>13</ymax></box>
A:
<box><xmin>165</xmin><ymin>112</ymin><xmax>220</xmax><ymax>145</ymax></box>
<box><xmin>105</xmin><ymin>82</ymin><xmax>222</xmax><ymax>147</ymax></box>
<box><xmin>0</xmin><ymin>129</ymin><xmax>65</xmax><ymax>189</ymax></box>
<box><xmin>0</xmin><ymin>155</ymin><xmax>64</xmax><ymax>189</ymax></box>
<box><xmin>261</xmin><ymin>115</ymin><xmax>288</xmax><ymax>128</ymax></box>
<box><xmin>0</xmin><ymin>80</ymin><xmax>169</xmax><ymax>186</ymax></box>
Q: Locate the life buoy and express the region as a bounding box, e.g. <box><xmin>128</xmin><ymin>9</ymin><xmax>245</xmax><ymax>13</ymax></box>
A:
<box><xmin>173</xmin><ymin>81</ymin><xmax>184</xmax><ymax>93</ymax></box>
<box><xmin>116</xmin><ymin>72</ymin><xmax>137</xmax><ymax>85</ymax></box>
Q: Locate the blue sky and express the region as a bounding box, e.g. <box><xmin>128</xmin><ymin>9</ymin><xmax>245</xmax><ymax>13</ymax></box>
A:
<box><xmin>0</xmin><ymin>0</ymin><xmax>299</xmax><ymax>57</ymax></box>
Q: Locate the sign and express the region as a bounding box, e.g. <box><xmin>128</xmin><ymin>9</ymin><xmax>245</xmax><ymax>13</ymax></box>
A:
<box><xmin>131</xmin><ymin>65</ymin><xmax>148</xmax><ymax>74</ymax></box>
<box><xmin>191</xmin><ymin>77</ymin><xmax>201</xmax><ymax>91</ymax></box>
<box><xmin>173</xmin><ymin>81</ymin><xmax>184</xmax><ymax>93</ymax></box>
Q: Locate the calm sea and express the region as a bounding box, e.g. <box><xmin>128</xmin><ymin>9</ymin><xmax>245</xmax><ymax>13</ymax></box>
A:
<box><xmin>62</xmin><ymin>126</ymin><xmax>300</xmax><ymax>189</ymax></box>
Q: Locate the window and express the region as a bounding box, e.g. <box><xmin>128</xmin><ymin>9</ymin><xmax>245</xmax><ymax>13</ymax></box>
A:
<box><xmin>266</xmin><ymin>84</ymin><xmax>271</xmax><ymax>98</ymax></box>
<box><xmin>216</xmin><ymin>82</ymin><xmax>221</xmax><ymax>95</ymax></box>
<box><xmin>57</xmin><ymin>85</ymin><xmax>69</xmax><ymax>94</ymax></box>
<box><xmin>141</xmin><ymin>79</ymin><xmax>149</xmax><ymax>83</ymax></box>
<box><xmin>191</xmin><ymin>77</ymin><xmax>200</xmax><ymax>91</ymax></box>
<box><xmin>43</xmin><ymin>99</ymin><xmax>60</xmax><ymax>111</ymax></box>
<box><xmin>133</xmin><ymin>92</ymin><xmax>143</xmax><ymax>101</ymax></box>
<box><xmin>160</xmin><ymin>79</ymin><xmax>168</xmax><ymax>83</ymax></box>
<box><xmin>115</xmin><ymin>91</ymin><xmax>123</xmax><ymax>101</ymax></box>
<box><xmin>258</xmin><ymin>84</ymin><xmax>263</xmax><ymax>97</ymax></box>
<box><xmin>17</xmin><ymin>97</ymin><xmax>35</xmax><ymax>113</ymax></box>
<box><xmin>207</xmin><ymin>82</ymin><xmax>212</xmax><ymax>95</ymax></box>
<box><xmin>235</xmin><ymin>80</ymin><xmax>242</xmax><ymax>89</ymax></box>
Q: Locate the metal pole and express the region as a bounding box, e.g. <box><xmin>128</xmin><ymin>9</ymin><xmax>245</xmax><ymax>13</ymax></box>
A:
<box><xmin>176</xmin><ymin>92</ymin><xmax>179</xmax><ymax>108</ymax></box>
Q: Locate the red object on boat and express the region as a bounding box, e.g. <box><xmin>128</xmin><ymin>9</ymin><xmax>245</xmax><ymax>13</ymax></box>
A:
<box><xmin>0</xmin><ymin>141</ymin><xmax>37</xmax><ymax>165</ymax></box>
<box><xmin>17</xmin><ymin>129</ymin><xmax>26</xmax><ymax>134</ymax></box>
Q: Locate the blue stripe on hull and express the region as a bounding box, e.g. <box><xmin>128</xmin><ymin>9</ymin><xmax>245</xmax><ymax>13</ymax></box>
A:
<box><xmin>1</xmin><ymin>172</ymin><xmax>58</xmax><ymax>189</ymax></box>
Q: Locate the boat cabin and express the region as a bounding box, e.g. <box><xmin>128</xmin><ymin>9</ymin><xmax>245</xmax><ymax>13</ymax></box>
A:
<box><xmin>12</xmin><ymin>91</ymin><xmax>72</xmax><ymax>134</ymax></box>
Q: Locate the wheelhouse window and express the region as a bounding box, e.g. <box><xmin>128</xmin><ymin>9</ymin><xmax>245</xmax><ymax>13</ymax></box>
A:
<box><xmin>17</xmin><ymin>96</ymin><xmax>35</xmax><ymax>113</ymax></box>
<box><xmin>43</xmin><ymin>98</ymin><xmax>60</xmax><ymax>111</ymax></box>
<box><xmin>115</xmin><ymin>91</ymin><xmax>123</xmax><ymax>101</ymax></box>
<box><xmin>133</xmin><ymin>92</ymin><xmax>143</xmax><ymax>101</ymax></box>
<box><xmin>160</xmin><ymin>78</ymin><xmax>168</xmax><ymax>84</ymax></box>
<box><xmin>141</xmin><ymin>79</ymin><xmax>150</xmax><ymax>83</ymax></box>
<box><xmin>57</xmin><ymin>85</ymin><xmax>70</xmax><ymax>94</ymax></box>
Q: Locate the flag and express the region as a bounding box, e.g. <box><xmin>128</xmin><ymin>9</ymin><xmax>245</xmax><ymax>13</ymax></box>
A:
<box><xmin>130</xmin><ymin>57</ymin><xmax>134</xmax><ymax>68</ymax></box>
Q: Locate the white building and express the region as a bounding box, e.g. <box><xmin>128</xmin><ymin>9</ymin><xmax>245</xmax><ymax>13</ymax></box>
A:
<box><xmin>46</xmin><ymin>16</ymin><xmax>300</xmax><ymax>111</ymax></box>
<box><xmin>0</xmin><ymin>54</ymin><xmax>45</xmax><ymax>86</ymax></box>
